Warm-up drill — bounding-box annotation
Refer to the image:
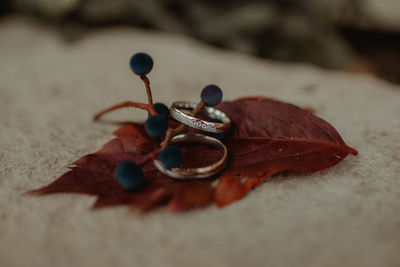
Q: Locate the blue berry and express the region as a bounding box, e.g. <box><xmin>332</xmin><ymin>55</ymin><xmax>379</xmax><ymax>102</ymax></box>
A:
<box><xmin>206</xmin><ymin>118</ymin><xmax>226</xmax><ymax>140</ymax></box>
<box><xmin>130</xmin><ymin>52</ymin><xmax>153</xmax><ymax>76</ymax></box>
<box><xmin>159</xmin><ymin>145</ymin><xmax>183</xmax><ymax>169</ymax></box>
<box><xmin>114</xmin><ymin>161</ymin><xmax>143</xmax><ymax>190</ymax></box>
<box><xmin>145</xmin><ymin>115</ymin><xmax>168</xmax><ymax>137</ymax></box>
<box><xmin>201</xmin><ymin>84</ymin><xmax>223</xmax><ymax>107</ymax></box>
<box><xmin>149</xmin><ymin>102</ymin><xmax>169</xmax><ymax>118</ymax></box>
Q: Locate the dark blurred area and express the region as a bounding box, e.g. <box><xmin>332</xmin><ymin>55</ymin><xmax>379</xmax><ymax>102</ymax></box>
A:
<box><xmin>1</xmin><ymin>0</ymin><xmax>400</xmax><ymax>84</ymax></box>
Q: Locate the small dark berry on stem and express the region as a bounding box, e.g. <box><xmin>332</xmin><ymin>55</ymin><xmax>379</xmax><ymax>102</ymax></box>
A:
<box><xmin>93</xmin><ymin>52</ymin><xmax>157</xmax><ymax>120</ymax></box>
<box><xmin>201</xmin><ymin>84</ymin><xmax>223</xmax><ymax>107</ymax></box>
<box><xmin>159</xmin><ymin>145</ymin><xmax>183</xmax><ymax>169</ymax></box>
<box><xmin>150</xmin><ymin>103</ymin><xmax>169</xmax><ymax>118</ymax></box>
<box><xmin>130</xmin><ymin>53</ymin><xmax>153</xmax><ymax>76</ymax></box>
<box><xmin>114</xmin><ymin>161</ymin><xmax>143</xmax><ymax>190</ymax></box>
<box><xmin>145</xmin><ymin>115</ymin><xmax>168</xmax><ymax>137</ymax></box>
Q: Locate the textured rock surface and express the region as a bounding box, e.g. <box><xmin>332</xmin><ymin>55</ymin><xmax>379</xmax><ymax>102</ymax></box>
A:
<box><xmin>0</xmin><ymin>17</ymin><xmax>399</xmax><ymax>267</ymax></box>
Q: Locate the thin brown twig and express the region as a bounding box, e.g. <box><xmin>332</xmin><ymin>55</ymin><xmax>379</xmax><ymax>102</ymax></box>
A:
<box><xmin>140</xmin><ymin>75</ymin><xmax>157</xmax><ymax>115</ymax></box>
<box><xmin>138</xmin><ymin>150</ymin><xmax>159</xmax><ymax>165</ymax></box>
<box><xmin>139</xmin><ymin>100</ymin><xmax>207</xmax><ymax>166</ymax></box>
<box><xmin>94</xmin><ymin>75</ymin><xmax>158</xmax><ymax>120</ymax></box>
<box><xmin>93</xmin><ymin>101</ymin><xmax>157</xmax><ymax>121</ymax></box>
<box><xmin>189</xmin><ymin>100</ymin><xmax>206</xmax><ymax>116</ymax></box>
<box><xmin>160</xmin><ymin>100</ymin><xmax>206</xmax><ymax>150</ymax></box>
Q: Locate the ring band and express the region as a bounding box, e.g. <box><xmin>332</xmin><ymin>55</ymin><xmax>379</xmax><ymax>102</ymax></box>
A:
<box><xmin>170</xmin><ymin>101</ymin><xmax>231</xmax><ymax>133</ymax></box>
<box><xmin>153</xmin><ymin>133</ymin><xmax>228</xmax><ymax>179</ymax></box>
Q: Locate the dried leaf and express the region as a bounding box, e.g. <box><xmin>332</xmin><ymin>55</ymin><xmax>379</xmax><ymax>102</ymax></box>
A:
<box><xmin>31</xmin><ymin>97</ymin><xmax>357</xmax><ymax>212</ymax></box>
<box><xmin>214</xmin><ymin>177</ymin><xmax>246</xmax><ymax>207</ymax></box>
<box><xmin>218</xmin><ymin>97</ymin><xmax>357</xmax><ymax>176</ymax></box>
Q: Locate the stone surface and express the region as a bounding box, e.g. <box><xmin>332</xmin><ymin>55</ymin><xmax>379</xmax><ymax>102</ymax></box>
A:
<box><xmin>0</xmin><ymin>17</ymin><xmax>399</xmax><ymax>267</ymax></box>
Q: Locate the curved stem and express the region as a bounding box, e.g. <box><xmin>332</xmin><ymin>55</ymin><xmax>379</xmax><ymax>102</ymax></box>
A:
<box><xmin>93</xmin><ymin>101</ymin><xmax>156</xmax><ymax>121</ymax></box>
<box><xmin>189</xmin><ymin>100</ymin><xmax>206</xmax><ymax>116</ymax></box>
<box><xmin>140</xmin><ymin>75</ymin><xmax>157</xmax><ymax>115</ymax></box>
<box><xmin>160</xmin><ymin>126</ymin><xmax>184</xmax><ymax>150</ymax></box>
<box><xmin>160</xmin><ymin>100</ymin><xmax>206</xmax><ymax>150</ymax></box>
<box><xmin>138</xmin><ymin>150</ymin><xmax>159</xmax><ymax>166</ymax></box>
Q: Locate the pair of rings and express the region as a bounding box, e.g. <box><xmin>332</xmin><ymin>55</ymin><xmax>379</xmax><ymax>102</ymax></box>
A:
<box><xmin>153</xmin><ymin>101</ymin><xmax>232</xmax><ymax>179</ymax></box>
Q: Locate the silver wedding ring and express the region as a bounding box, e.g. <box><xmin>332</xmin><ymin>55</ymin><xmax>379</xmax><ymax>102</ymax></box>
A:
<box><xmin>153</xmin><ymin>133</ymin><xmax>228</xmax><ymax>179</ymax></box>
<box><xmin>170</xmin><ymin>101</ymin><xmax>231</xmax><ymax>133</ymax></box>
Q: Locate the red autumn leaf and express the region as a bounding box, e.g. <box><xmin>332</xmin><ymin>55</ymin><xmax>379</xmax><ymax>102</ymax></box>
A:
<box><xmin>30</xmin><ymin>97</ymin><xmax>357</xmax><ymax>212</ymax></box>
<box><xmin>214</xmin><ymin>176</ymin><xmax>246</xmax><ymax>207</ymax></box>
<box><xmin>218</xmin><ymin>97</ymin><xmax>357</xmax><ymax>175</ymax></box>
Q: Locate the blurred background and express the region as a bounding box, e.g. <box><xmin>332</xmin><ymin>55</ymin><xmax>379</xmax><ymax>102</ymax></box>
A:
<box><xmin>1</xmin><ymin>0</ymin><xmax>399</xmax><ymax>84</ymax></box>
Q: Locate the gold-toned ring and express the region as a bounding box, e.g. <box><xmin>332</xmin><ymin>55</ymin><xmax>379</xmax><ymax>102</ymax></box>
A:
<box><xmin>153</xmin><ymin>133</ymin><xmax>228</xmax><ymax>179</ymax></box>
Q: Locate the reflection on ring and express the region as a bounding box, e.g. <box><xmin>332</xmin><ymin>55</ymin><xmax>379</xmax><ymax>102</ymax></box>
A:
<box><xmin>153</xmin><ymin>133</ymin><xmax>228</xmax><ymax>179</ymax></box>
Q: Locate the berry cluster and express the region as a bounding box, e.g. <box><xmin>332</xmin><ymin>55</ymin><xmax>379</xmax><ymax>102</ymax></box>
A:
<box><xmin>94</xmin><ymin>53</ymin><xmax>223</xmax><ymax>190</ymax></box>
